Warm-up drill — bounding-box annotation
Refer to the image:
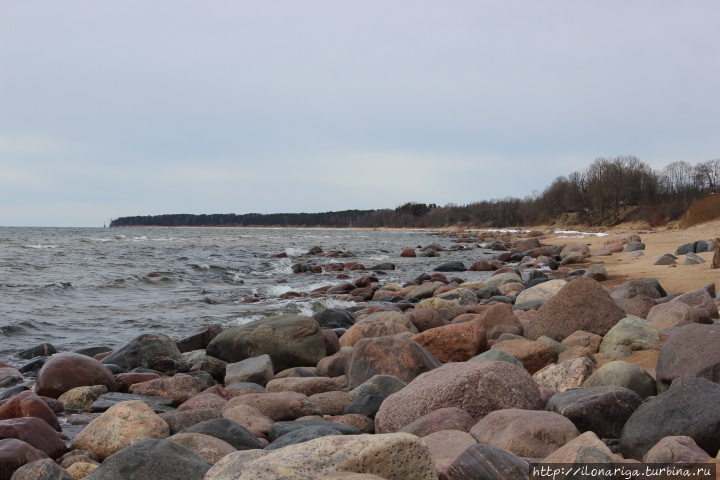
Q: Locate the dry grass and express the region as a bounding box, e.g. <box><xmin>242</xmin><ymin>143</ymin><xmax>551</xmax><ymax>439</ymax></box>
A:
<box><xmin>681</xmin><ymin>194</ymin><xmax>720</xmax><ymax>228</ymax></box>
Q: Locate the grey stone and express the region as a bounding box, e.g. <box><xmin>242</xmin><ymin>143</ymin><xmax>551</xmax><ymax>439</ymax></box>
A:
<box><xmin>225</xmin><ymin>355</ymin><xmax>274</xmax><ymax>387</ymax></box>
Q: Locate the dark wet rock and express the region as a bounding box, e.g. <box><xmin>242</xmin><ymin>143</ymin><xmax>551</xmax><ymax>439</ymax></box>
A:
<box><xmin>89</xmin><ymin>392</ymin><xmax>174</xmax><ymax>414</ymax></box>
<box><xmin>525</xmin><ymin>277</ymin><xmax>626</xmax><ymax>342</ymax></box>
<box><xmin>35</xmin><ymin>353</ymin><xmax>117</xmax><ymax>400</ymax></box>
<box><xmin>0</xmin><ymin>439</ymin><xmax>49</xmax><ymax>480</ymax></box>
<box><xmin>206</xmin><ymin>315</ymin><xmax>326</xmax><ymax>373</ymax></box>
<box><xmin>0</xmin><ymin>417</ymin><xmax>67</xmax><ymax>459</ymax></box>
<box><xmin>195</xmin><ymin>355</ymin><xmax>227</xmax><ymax>383</ymax></box>
<box><xmin>83</xmin><ymin>439</ymin><xmax>212</xmax><ymax>480</ymax></box>
<box><xmin>0</xmin><ymin>391</ymin><xmax>61</xmax><ymax>432</ymax></box>
<box><xmin>17</xmin><ymin>357</ymin><xmax>46</xmax><ymax>377</ymax></box>
<box><xmin>346</xmin><ymin>334</ymin><xmax>441</xmax><ymax>389</ymax></box>
<box><xmin>623</xmin><ymin>242</ymin><xmax>645</xmax><ymax>252</ymax></box>
<box><xmin>342</xmin><ymin>395</ymin><xmax>384</xmax><ymax>419</ymax></box>
<box><xmin>655</xmin><ymin>323</ymin><xmax>720</xmax><ymax>393</ymax></box>
<box><xmin>476</xmin><ymin>285</ymin><xmax>502</xmax><ymax>300</ymax></box>
<box><xmin>265</xmin><ymin>426</ymin><xmax>346</xmax><ymax>451</ymax></box>
<box><xmin>181</xmin><ymin>418</ymin><xmax>263</xmax><ymax>450</ymax></box>
<box><xmin>159</xmin><ymin>408</ymin><xmax>223</xmax><ymax>435</ymax></box>
<box><xmin>175</xmin><ymin>324</ymin><xmax>223</xmax><ymax>353</ymax></box>
<box><xmin>101</xmin><ymin>334</ymin><xmax>189</xmax><ymax>375</ymax></box>
<box><xmin>620</xmin><ymin>378</ymin><xmax>720</xmax><ymax>460</ymax></box>
<box><xmin>73</xmin><ymin>346</ymin><xmax>113</xmax><ymax>358</ymax></box>
<box><xmin>546</xmin><ymin>386</ymin><xmax>643</xmax><ymax>439</ymax></box>
<box><xmin>17</xmin><ymin>344</ymin><xmax>56</xmax><ymax>360</ymax></box>
<box><xmin>367</xmin><ymin>263</ymin><xmax>395</xmax><ymax>271</ymax></box>
<box><xmin>268</xmin><ymin>420</ymin><xmax>359</xmax><ymax>442</ymax></box>
<box><xmin>375</xmin><ymin>361</ymin><xmax>542</xmax><ymax>433</ymax></box>
<box><xmin>434</xmin><ymin>261</ymin><xmax>466</xmax><ymax>272</ymax></box>
<box><xmin>442</xmin><ymin>443</ymin><xmax>529</xmax><ymax>480</ymax></box>
<box><xmin>0</xmin><ymin>386</ymin><xmax>29</xmax><ymax>402</ymax></box>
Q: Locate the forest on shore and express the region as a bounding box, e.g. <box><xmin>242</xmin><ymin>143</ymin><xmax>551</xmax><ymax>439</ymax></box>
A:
<box><xmin>110</xmin><ymin>156</ymin><xmax>720</xmax><ymax>229</ymax></box>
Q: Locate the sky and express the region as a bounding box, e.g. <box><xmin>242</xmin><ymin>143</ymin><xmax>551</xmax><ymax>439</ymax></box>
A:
<box><xmin>1</xmin><ymin>1</ymin><xmax>719</xmax><ymax>227</ymax></box>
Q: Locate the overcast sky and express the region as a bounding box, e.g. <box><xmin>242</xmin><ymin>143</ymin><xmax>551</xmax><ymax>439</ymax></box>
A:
<box><xmin>1</xmin><ymin>1</ymin><xmax>719</xmax><ymax>227</ymax></box>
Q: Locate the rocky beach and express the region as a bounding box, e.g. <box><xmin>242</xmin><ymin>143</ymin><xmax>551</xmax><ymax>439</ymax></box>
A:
<box><xmin>2</xmin><ymin>224</ymin><xmax>720</xmax><ymax>480</ymax></box>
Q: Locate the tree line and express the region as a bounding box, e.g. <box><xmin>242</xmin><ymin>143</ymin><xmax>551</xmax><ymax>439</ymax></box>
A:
<box><xmin>110</xmin><ymin>156</ymin><xmax>720</xmax><ymax>229</ymax></box>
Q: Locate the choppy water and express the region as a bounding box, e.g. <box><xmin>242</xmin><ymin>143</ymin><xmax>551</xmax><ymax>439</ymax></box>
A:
<box><xmin>0</xmin><ymin>227</ymin><xmax>501</xmax><ymax>364</ymax></box>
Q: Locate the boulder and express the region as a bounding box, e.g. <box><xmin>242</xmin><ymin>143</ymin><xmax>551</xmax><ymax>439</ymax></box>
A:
<box><xmin>611</xmin><ymin>279</ymin><xmax>663</xmax><ymax>300</ymax></box>
<box><xmin>1</xmin><ymin>416</ymin><xmax>67</xmax><ymax>460</ymax></box>
<box><xmin>546</xmin><ymin>386</ymin><xmax>643</xmax><ymax>439</ymax></box>
<box><xmin>542</xmin><ymin>430</ymin><xmax>616</xmax><ymax>464</ymax></box>
<box><xmin>421</xmin><ymin>430</ymin><xmax>477</xmax><ymax>480</ymax></box>
<box><xmin>266</xmin><ymin>377</ymin><xmax>341</xmax><ymax>397</ymax></box>
<box><xmin>469</xmin><ymin>408</ymin><xmax>579</xmax><ymax>459</ymax></box>
<box><xmin>313</xmin><ymin>309</ymin><xmax>356</xmax><ymax>329</ymax></box>
<box><xmin>614</xmin><ymin>295</ymin><xmax>656</xmax><ymax>319</ymax></box>
<box><xmin>0</xmin><ymin>439</ymin><xmax>49</xmax><ymax>480</ymax></box>
<box><xmin>346</xmin><ymin>335</ymin><xmax>441</xmax><ymax>389</ymax></box>
<box><xmin>398</xmin><ymin>407</ymin><xmax>476</xmax><ymax>437</ymax></box>
<box><xmin>204</xmin><ymin>433</ymin><xmax>437</xmax><ymax>480</ymax></box>
<box><xmin>206</xmin><ymin>315</ymin><xmax>326</xmax><ymax>372</ymax></box>
<box><xmin>8</xmin><ymin>457</ymin><xmax>72</xmax><ymax>480</ymax></box>
<box><xmin>309</xmin><ymin>391</ymin><xmax>353</xmax><ymax>416</ymax></box>
<box><xmin>221</xmin><ymin>405</ymin><xmax>274</xmax><ymax>439</ymax></box>
<box><xmin>532</xmin><ymin>357</ymin><xmax>596</xmax><ymax>392</ymax></box>
<box><xmin>598</xmin><ymin>317</ymin><xmax>660</xmax><ymax>353</ymax></box>
<box><xmin>646</xmin><ymin>302</ymin><xmax>695</xmax><ymax>330</ymax></box>
<box><xmin>339</xmin><ymin>321</ymin><xmax>410</xmax><ymax>348</ymax></box>
<box><xmin>490</xmin><ymin>339</ymin><xmax>558</xmax><ymax>375</ymax></box>
<box><xmin>412</xmin><ymin>322</ymin><xmax>488</xmax><ymax>363</ymax></box>
<box><xmin>88</xmin><ymin>392</ymin><xmax>174</xmax><ymax>414</ymax></box>
<box><xmin>671</xmin><ymin>288</ymin><xmax>719</xmax><ymax>318</ymax></box>
<box><xmin>222</xmin><ymin>392</ymin><xmax>321</xmax><ymax>422</ymax></box>
<box><xmin>0</xmin><ymin>391</ymin><xmax>61</xmax><ymax>431</ymax></box>
<box><xmin>582</xmin><ymin>361</ymin><xmax>656</xmax><ymax>400</ymax></box>
<box><xmin>408</xmin><ymin>282</ymin><xmax>447</xmax><ymax>300</ymax></box>
<box><xmin>435</xmin><ymin>288</ymin><xmax>479</xmax><ymax>307</ymax></box>
<box><xmin>71</xmin><ymin>400</ymin><xmax>170</xmax><ymax>459</ymax></box>
<box><xmin>175</xmin><ymin>324</ymin><xmax>223</xmax><ymax>353</ymax></box>
<box><xmin>655</xmin><ymin>323</ymin><xmax>720</xmax><ymax>393</ymax></box>
<box><xmin>405</xmin><ymin>309</ymin><xmax>447</xmax><ymax>333</ymax></box>
<box><xmin>82</xmin><ymin>439</ymin><xmax>212</xmax><ymax>480</ymax></box>
<box><xmin>514</xmin><ymin>279</ymin><xmax>566</xmax><ymax>305</ymax></box>
<box><xmin>180</xmin><ymin>418</ymin><xmax>264</xmax><ymax>451</ymax></box>
<box><xmin>441</xmin><ymin>443</ymin><xmax>529</xmax><ymax>480</ymax></box>
<box><xmin>561</xmin><ymin>243</ymin><xmax>590</xmax><ymax>256</ymax></box>
<box><xmin>224</xmin><ymin>355</ymin><xmax>274</xmax><ymax>387</ymax></box>
<box><xmin>358</xmin><ymin>311</ymin><xmax>418</xmax><ymax>334</ymax></box>
<box><xmin>34</xmin><ymin>353</ymin><xmax>116</xmax><ymax>399</ymax></box>
<box><xmin>167</xmin><ymin>432</ymin><xmax>236</xmax><ymax>463</ymax></box>
<box><xmin>400</xmin><ymin>248</ymin><xmax>416</xmax><ymax>257</ymax></box>
<box><xmin>469</xmin><ymin>349</ymin><xmax>523</xmax><ymax>368</ymax></box>
<box><xmin>474</xmin><ymin>303</ymin><xmax>523</xmax><ymax>331</ymax></box>
<box><xmin>560</xmin><ymin>330</ymin><xmax>602</xmax><ymax>352</ymax></box>
<box><xmin>375</xmin><ymin>361</ymin><xmax>542</xmax><ymax>434</ymax></box>
<box><xmin>101</xmin><ymin>333</ymin><xmax>189</xmax><ymax>374</ymax></box>
<box><xmin>129</xmin><ymin>374</ymin><xmax>206</xmax><ymax>406</ymax></box>
<box><xmin>177</xmin><ymin>392</ymin><xmax>227</xmax><ymax>412</ymax></box>
<box><xmin>468</xmin><ymin>260</ymin><xmax>493</xmax><ymax>271</ymax></box>
<box><xmin>434</xmin><ymin>261</ymin><xmax>466</xmax><ymax>272</ymax></box>
<box><xmin>642</xmin><ymin>435</ymin><xmax>711</xmax><ymax>463</ymax></box>
<box><xmin>620</xmin><ymin>378</ymin><xmax>720</xmax><ymax>460</ymax></box>
<box><xmin>525</xmin><ymin>277</ymin><xmax>626</xmax><ymax>341</ymax></box>
<box><xmin>351</xmin><ymin>375</ymin><xmax>406</xmax><ymax>400</ymax></box>
<box><xmin>114</xmin><ymin>372</ymin><xmax>161</xmax><ymax>393</ymax></box>
<box><xmin>159</xmin><ymin>409</ymin><xmax>223</xmax><ymax>435</ymax></box>
<box><xmin>484</xmin><ymin>273</ymin><xmax>522</xmax><ymax>287</ymax></box>
<box><xmin>58</xmin><ymin>385</ymin><xmax>108</xmax><ymax>412</ymax></box>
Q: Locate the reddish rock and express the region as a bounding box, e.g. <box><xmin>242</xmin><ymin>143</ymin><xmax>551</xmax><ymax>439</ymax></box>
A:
<box><xmin>398</xmin><ymin>407</ymin><xmax>476</xmax><ymax>437</ymax></box>
<box><xmin>346</xmin><ymin>334</ymin><xmax>441</xmax><ymax>389</ymax></box>
<box><xmin>221</xmin><ymin>392</ymin><xmax>321</xmax><ymax>422</ymax></box>
<box><xmin>655</xmin><ymin>323</ymin><xmax>720</xmax><ymax>393</ymax></box>
<box><xmin>338</xmin><ymin>321</ymin><xmax>409</xmax><ymax>348</ymax></box>
<box><xmin>115</xmin><ymin>372</ymin><xmax>162</xmax><ymax>393</ymax></box>
<box><xmin>671</xmin><ymin>288</ymin><xmax>719</xmax><ymax>318</ymax></box>
<box><xmin>130</xmin><ymin>374</ymin><xmax>207</xmax><ymax>406</ymax></box>
<box><xmin>0</xmin><ymin>417</ymin><xmax>67</xmax><ymax>459</ymax></box>
<box><xmin>177</xmin><ymin>393</ymin><xmax>228</xmax><ymax>412</ymax></box>
<box><xmin>316</xmin><ymin>351</ymin><xmax>350</xmax><ymax>378</ymax></box>
<box><xmin>468</xmin><ymin>260</ymin><xmax>492</xmax><ymax>271</ymax></box>
<box><xmin>265</xmin><ymin>377</ymin><xmax>341</xmax><ymax>397</ymax></box>
<box><xmin>560</xmin><ymin>330</ymin><xmax>603</xmax><ymax>353</ymax></box>
<box><xmin>400</xmin><ymin>248</ymin><xmax>416</xmax><ymax>257</ymax></box>
<box><xmin>470</xmin><ymin>408</ymin><xmax>579</xmax><ymax>459</ymax></box>
<box><xmin>490</xmin><ymin>339</ymin><xmax>558</xmax><ymax>374</ymax></box>
<box><xmin>321</xmin><ymin>328</ymin><xmax>341</xmax><ymax>356</ymax></box>
<box><xmin>0</xmin><ymin>439</ymin><xmax>49</xmax><ymax>479</ymax></box>
<box><xmin>642</xmin><ymin>435</ymin><xmax>711</xmax><ymax>463</ymax></box>
<box><xmin>413</xmin><ymin>322</ymin><xmax>488</xmax><ymax>363</ymax></box>
<box><xmin>405</xmin><ymin>308</ymin><xmax>448</xmax><ymax>332</ymax></box>
<box><xmin>0</xmin><ymin>391</ymin><xmax>61</xmax><ymax>432</ymax></box>
<box><xmin>491</xmin><ymin>267</ymin><xmax>522</xmax><ymax>277</ymax></box>
<box><xmin>308</xmin><ymin>391</ymin><xmax>353</xmax><ymax>416</ymax></box>
<box><xmin>615</xmin><ymin>295</ymin><xmax>656</xmax><ymax>319</ymax></box>
<box><xmin>175</xmin><ymin>324</ymin><xmax>223</xmax><ymax>353</ymax></box>
<box><xmin>557</xmin><ymin>346</ymin><xmax>597</xmax><ymax>364</ymax></box>
<box><xmin>158</xmin><ymin>409</ymin><xmax>223</xmax><ymax>435</ymax></box>
<box><xmin>421</xmin><ymin>430</ymin><xmax>477</xmax><ymax>478</ymax></box>
<box><xmin>34</xmin><ymin>352</ymin><xmax>117</xmax><ymax>399</ymax></box>
<box><xmin>525</xmin><ymin>277</ymin><xmax>626</xmax><ymax>341</ymax></box>
<box><xmin>474</xmin><ymin>303</ymin><xmax>523</xmax><ymax>331</ymax></box>
<box><xmin>375</xmin><ymin>361</ymin><xmax>542</xmax><ymax>433</ymax></box>
<box><xmin>221</xmin><ymin>404</ymin><xmax>274</xmax><ymax>438</ymax></box>
<box><xmin>488</xmin><ymin>325</ymin><xmax>522</xmax><ymax>340</ymax></box>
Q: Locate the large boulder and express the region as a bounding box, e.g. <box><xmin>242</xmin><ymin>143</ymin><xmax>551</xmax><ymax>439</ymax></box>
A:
<box><xmin>34</xmin><ymin>352</ymin><xmax>116</xmax><ymax>399</ymax></box>
<box><xmin>101</xmin><ymin>334</ymin><xmax>189</xmax><ymax>374</ymax></box>
<box><xmin>546</xmin><ymin>386</ymin><xmax>643</xmax><ymax>439</ymax></box>
<box><xmin>412</xmin><ymin>322</ymin><xmax>488</xmax><ymax>363</ymax></box>
<box><xmin>469</xmin><ymin>409</ymin><xmax>579</xmax><ymax>459</ymax></box>
<box><xmin>375</xmin><ymin>361</ymin><xmax>542</xmax><ymax>434</ymax></box>
<box><xmin>598</xmin><ymin>317</ymin><xmax>660</xmax><ymax>353</ymax></box>
<box><xmin>206</xmin><ymin>315</ymin><xmax>326</xmax><ymax>372</ymax></box>
<box><xmin>346</xmin><ymin>335</ymin><xmax>441</xmax><ymax>389</ymax></box>
<box><xmin>514</xmin><ymin>279</ymin><xmax>566</xmax><ymax>305</ymax></box>
<box><xmin>71</xmin><ymin>400</ymin><xmax>170</xmax><ymax>459</ymax></box>
<box><xmin>204</xmin><ymin>433</ymin><xmax>437</xmax><ymax>480</ymax></box>
<box><xmin>620</xmin><ymin>378</ymin><xmax>720</xmax><ymax>460</ymax></box>
<box><xmin>83</xmin><ymin>439</ymin><xmax>212</xmax><ymax>480</ymax></box>
<box><xmin>0</xmin><ymin>417</ymin><xmax>67</xmax><ymax>459</ymax></box>
<box><xmin>655</xmin><ymin>323</ymin><xmax>720</xmax><ymax>393</ymax></box>
<box><xmin>525</xmin><ymin>277</ymin><xmax>626</xmax><ymax>341</ymax></box>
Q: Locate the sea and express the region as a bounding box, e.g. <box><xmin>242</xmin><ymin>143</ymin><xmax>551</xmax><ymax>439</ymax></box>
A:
<box><xmin>0</xmin><ymin>227</ymin><xmax>503</xmax><ymax>364</ymax></box>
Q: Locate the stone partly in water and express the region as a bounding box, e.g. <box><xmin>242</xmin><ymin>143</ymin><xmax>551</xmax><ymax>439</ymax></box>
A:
<box><xmin>0</xmin><ymin>439</ymin><xmax>51</xmax><ymax>480</ymax></box>
<box><xmin>0</xmin><ymin>391</ymin><xmax>61</xmax><ymax>432</ymax></box>
<box><xmin>101</xmin><ymin>333</ymin><xmax>189</xmax><ymax>375</ymax></box>
<box><xmin>620</xmin><ymin>378</ymin><xmax>720</xmax><ymax>460</ymax></box>
<box><xmin>34</xmin><ymin>352</ymin><xmax>117</xmax><ymax>399</ymax></box>
<box><xmin>206</xmin><ymin>315</ymin><xmax>326</xmax><ymax>372</ymax></box>
<box><xmin>375</xmin><ymin>361</ymin><xmax>542</xmax><ymax>434</ymax></box>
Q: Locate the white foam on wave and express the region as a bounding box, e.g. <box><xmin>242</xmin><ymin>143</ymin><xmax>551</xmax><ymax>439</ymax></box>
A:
<box><xmin>284</xmin><ymin>247</ymin><xmax>307</xmax><ymax>257</ymax></box>
<box><xmin>366</xmin><ymin>254</ymin><xmax>389</xmax><ymax>261</ymax></box>
<box><xmin>25</xmin><ymin>244</ymin><xmax>59</xmax><ymax>249</ymax></box>
<box><xmin>131</xmin><ymin>236</ymin><xmax>148</xmax><ymax>241</ymax></box>
<box><xmin>224</xmin><ymin>315</ymin><xmax>266</xmax><ymax>328</ymax></box>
